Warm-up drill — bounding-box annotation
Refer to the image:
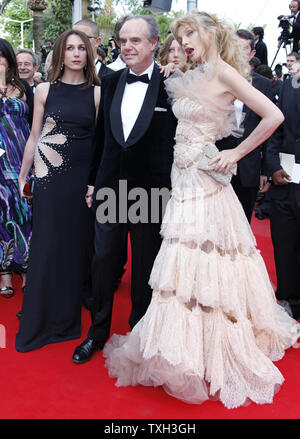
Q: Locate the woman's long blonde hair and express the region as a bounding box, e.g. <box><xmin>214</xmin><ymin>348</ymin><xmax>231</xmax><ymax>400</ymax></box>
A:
<box><xmin>171</xmin><ymin>11</ymin><xmax>250</xmax><ymax>78</ymax></box>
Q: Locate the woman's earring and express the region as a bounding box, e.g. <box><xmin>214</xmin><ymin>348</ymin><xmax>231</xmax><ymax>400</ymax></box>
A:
<box><xmin>83</xmin><ymin>64</ymin><xmax>87</xmax><ymax>72</ymax></box>
<box><xmin>60</xmin><ymin>62</ymin><xmax>64</xmax><ymax>71</ymax></box>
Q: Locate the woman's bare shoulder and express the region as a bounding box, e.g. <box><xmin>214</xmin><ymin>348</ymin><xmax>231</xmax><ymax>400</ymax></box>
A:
<box><xmin>218</xmin><ymin>61</ymin><xmax>244</xmax><ymax>84</ymax></box>
<box><xmin>34</xmin><ymin>81</ymin><xmax>50</xmax><ymax>103</ymax></box>
<box><xmin>35</xmin><ymin>81</ymin><xmax>50</xmax><ymax>95</ymax></box>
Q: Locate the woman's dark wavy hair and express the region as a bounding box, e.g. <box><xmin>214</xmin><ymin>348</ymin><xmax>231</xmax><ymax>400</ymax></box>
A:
<box><xmin>0</xmin><ymin>38</ymin><xmax>25</xmax><ymax>97</ymax></box>
<box><xmin>49</xmin><ymin>29</ymin><xmax>100</xmax><ymax>89</ymax></box>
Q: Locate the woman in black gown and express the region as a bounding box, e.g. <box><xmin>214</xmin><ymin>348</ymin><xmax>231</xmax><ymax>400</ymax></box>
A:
<box><xmin>15</xmin><ymin>29</ymin><xmax>100</xmax><ymax>352</ymax></box>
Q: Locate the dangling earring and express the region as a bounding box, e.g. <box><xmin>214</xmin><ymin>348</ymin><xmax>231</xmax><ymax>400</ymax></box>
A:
<box><xmin>83</xmin><ymin>64</ymin><xmax>87</xmax><ymax>73</ymax></box>
<box><xmin>60</xmin><ymin>62</ymin><xmax>64</xmax><ymax>71</ymax></box>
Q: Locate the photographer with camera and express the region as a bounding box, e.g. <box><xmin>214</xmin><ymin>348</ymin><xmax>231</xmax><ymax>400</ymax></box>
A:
<box><xmin>40</xmin><ymin>39</ymin><xmax>53</xmax><ymax>65</ymax></box>
<box><xmin>271</xmin><ymin>11</ymin><xmax>296</xmax><ymax>68</ymax></box>
<box><xmin>107</xmin><ymin>16</ymin><xmax>128</xmax><ymax>71</ymax></box>
<box><xmin>108</xmin><ymin>38</ymin><xmax>119</xmax><ymax>62</ymax></box>
<box><xmin>42</xmin><ymin>39</ymin><xmax>54</xmax><ymax>80</ymax></box>
<box><xmin>289</xmin><ymin>0</ymin><xmax>300</xmax><ymax>52</ymax></box>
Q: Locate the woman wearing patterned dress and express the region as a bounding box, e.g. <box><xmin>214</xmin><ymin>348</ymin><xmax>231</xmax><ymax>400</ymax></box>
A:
<box><xmin>0</xmin><ymin>39</ymin><xmax>33</xmax><ymax>298</ymax></box>
<box><xmin>103</xmin><ymin>12</ymin><xmax>300</xmax><ymax>409</ymax></box>
<box><xmin>15</xmin><ymin>30</ymin><xmax>100</xmax><ymax>352</ymax></box>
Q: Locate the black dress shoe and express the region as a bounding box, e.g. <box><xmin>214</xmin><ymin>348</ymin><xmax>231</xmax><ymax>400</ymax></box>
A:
<box><xmin>72</xmin><ymin>337</ymin><xmax>105</xmax><ymax>364</ymax></box>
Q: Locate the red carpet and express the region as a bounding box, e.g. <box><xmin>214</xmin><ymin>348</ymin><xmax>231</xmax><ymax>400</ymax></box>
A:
<box><xmin>0</xmin><ymin>215</ymin><xmax>299</xmax><ymax>420</ymax></box>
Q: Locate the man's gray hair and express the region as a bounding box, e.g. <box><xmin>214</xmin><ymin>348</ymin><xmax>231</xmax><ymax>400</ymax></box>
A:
<box><xmin>121</xmin><ymin>15</ymin><xmax>160</xmax><ymax>43</ymax></box>
<box><xmin>16</xmin><ymin>48</ymin><xmax>38</xmax><ymax>67</ymax></box>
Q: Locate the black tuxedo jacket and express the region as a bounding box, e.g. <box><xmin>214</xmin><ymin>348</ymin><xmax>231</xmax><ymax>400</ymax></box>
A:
<box><xmin>89</xmin><ymin>63</ymin><xmax>176</xmax><ymax>209</ymax></box>
<box><xmin>97</xmin><ymin>62</ymin><xmax>113</xmax><ymax>81</ymax></box>
<box><xmin>266</xmin><ymin>77</ymin><xmax>300</xmax><ymax>203</ymax></box>
<box><xmin>216</xmin><ymin>72</ymin><xmax>273</xmax><ymax>187</ymax></box>
<box><xmin>255</xmin><ymin>39</ymin><xmax>268</xmax><ymax>65</ymax></box>
<box><xmin>291</xmin><ymin>12</ymin><xmax>300</xmax><ymax>40</ymax></box>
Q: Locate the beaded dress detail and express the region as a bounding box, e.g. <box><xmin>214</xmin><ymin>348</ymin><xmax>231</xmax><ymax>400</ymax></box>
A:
<box><xmin>16</xmin><ymin>82</ymin><xmax>96</xmax><ymax>352</ymax></box>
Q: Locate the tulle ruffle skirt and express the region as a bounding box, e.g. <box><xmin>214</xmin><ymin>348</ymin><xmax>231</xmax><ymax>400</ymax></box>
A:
<box><xmin>103</xmin><ymin>168</ymin><xmax>300</xmax><ymax>409</ymax></box>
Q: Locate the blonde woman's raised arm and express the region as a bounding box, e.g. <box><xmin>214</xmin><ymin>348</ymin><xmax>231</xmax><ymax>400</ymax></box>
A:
<box><xmin>211</xmin><ymin>64</ymin><xmax>284</xmax><ymax>175</ymax></box>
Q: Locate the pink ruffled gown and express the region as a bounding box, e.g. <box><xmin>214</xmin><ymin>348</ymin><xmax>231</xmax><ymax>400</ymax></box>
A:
<box><xmin>103</xmin><ymin>65</ymin><xmax>300</xmax><ymax>409</ymax></box>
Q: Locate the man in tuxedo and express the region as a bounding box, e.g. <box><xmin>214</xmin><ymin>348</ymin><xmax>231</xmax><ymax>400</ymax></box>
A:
<box><xmin>216</xmin><ymin>29</ymin><xmax>273</xmax><ymax>223</ymax></box>
<box><xmin>73</xmin><ymin>19</ymin><xmax>112</xmax><ymax>80</ymax></box>
<box><xmin>290</xmin><ymin>0</ymin><xmax>300</xmax><ymax>53</ymax></box>
<box><xmin>265</xmin><ymin>72</ymin><xmax>300</xmax><ymax>320</ymax></box>
<box><xmin>72</xmin><ymin>15</ymin><xmax>177</xmax><ymax>363</ymax></box>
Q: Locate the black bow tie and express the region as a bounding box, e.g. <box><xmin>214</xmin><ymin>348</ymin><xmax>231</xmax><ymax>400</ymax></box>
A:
<box><xmin>126</xmin><ymin>73</ymin><xmax>150</xmax><ymax>84</ymax></box>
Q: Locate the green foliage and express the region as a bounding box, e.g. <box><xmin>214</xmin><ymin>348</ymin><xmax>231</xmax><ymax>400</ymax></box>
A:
<box><xmin>0</xmin><ymin>0</ymin><xmax>72</xmax><ymax>49</ymax></box>
<box><xmin>96</xmin><ymin>0</ymin><xmax>117</xmax><ymax>40</ymax></box>
<box><xmin>0</xmin><ymin>0</ymin><xmax>13</xmax><ymax>15</ymax></box>
<box><xmin>114</xmin><ymin>0</ymin><xmax>144</xmax><ymax>15</ymax></box>
<box><xmin>42</xmin><ymin>0</ymin><xmax>72</xmax><ymax>43</ymax></box>
<box><xmin>97</xmin><ymin>0</ymin><xmax>185</xmax><ymax>45</ymax></box>
<box><xmin>156</xmin><ymin>10</ymin><xmax>185</xmax><ymax>42</ymax></box>
<box><xmin>0</xmin><ymin>0</ymin><xmax>32</xmax><ymax>49</ymax></box>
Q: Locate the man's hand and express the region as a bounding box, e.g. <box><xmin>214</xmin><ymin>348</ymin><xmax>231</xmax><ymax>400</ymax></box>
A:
<box><xmin>272</xmin><ymin>169</ymin><xmax>291</xmax><ymax>185</ymax></box>
<box><xmin>85</xmin><ymin>186</ymin><xmax>94</xmax><ymax>208</ymax></box>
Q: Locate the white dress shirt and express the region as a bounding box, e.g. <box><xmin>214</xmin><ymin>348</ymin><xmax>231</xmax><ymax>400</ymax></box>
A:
<box><xmin>95</xmin><ymin>58</ymin><xmax>100</xmax><ymax>75</ymax></box>
<box><xmin>108</xmin><ymin>55</ymin><xmax>127</xmax><ymax>71</ymax></box>
<box><xmin>234</xmin><ymin>99</ymin><xmax>244</xmax><ymax>129</ymax></box>
<box><xmin>121</xmin><ymin>62</ymin><xmax>154</xmax><ymax>142</ymax></box>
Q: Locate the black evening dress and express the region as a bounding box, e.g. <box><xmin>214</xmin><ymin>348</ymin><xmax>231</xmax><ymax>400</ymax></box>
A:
<box><xmin>15</xmin><ymin>81</ymin><xmax>96</xmax><ymax>352</ymax></box>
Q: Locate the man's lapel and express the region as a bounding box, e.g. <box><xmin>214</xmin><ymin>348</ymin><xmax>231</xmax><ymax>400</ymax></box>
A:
<box><xmin>110</xmin><ymin>68</ymin><xmax>128</xmax><ymax>147</ymax></box>
<box><xmin>110</xmin><ymin>63</ymin><xmax>161</xmax><ymax>149</ymax></box>
<box><xmin>294</xmin><ymin>78</ymin><xmax>300</xmax><ymax>115</ymax></box>
<box><xmin>242</xmin><ymin>72</ymin><xmax>255</xmax><ymax>123</ymax></box>
<box><xmin>125</xmin><ymin>63</ymin><xmax>161</xmax><ymax>148</ymax></box>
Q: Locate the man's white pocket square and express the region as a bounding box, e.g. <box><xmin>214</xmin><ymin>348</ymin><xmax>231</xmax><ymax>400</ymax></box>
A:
<box><xmin>154</xmin><ymin>107</ymin><xmax>167</xmax><ymax>112</ymax></box>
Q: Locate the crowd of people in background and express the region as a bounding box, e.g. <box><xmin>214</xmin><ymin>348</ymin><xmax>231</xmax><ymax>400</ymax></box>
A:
<box><xmin>0</xmin><ymin>3</ymin><xmax>300</xmax><ymax>409</ymax></box>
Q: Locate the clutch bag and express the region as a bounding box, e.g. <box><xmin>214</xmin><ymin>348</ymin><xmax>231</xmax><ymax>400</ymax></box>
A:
<box><xmin>196</xmin><ymin>143</ymin><xmax>237</xmax><ymax>186</ymax></box>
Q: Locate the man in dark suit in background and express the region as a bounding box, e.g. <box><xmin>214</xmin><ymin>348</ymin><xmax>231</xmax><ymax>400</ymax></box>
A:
<box><xmin>72</xmin><ymin>15</ymin><xmax>177</xmax><ymax>363</ymax></box>
<box><xmin>73</xmin><ymin>18</ymin><xmax>112</xmax><ymax>81</ymax></box>
<box><xmin>216</xmin><ymin>29</ymin><xmax>273</xmax><ymax>223</ymax></box>
<box><xmin>96</xmin><ymin>46</ymin><xmax>112</xmax><ymax>80</ymax></box>
<box><xmin>252</xmin><ymin>27</ymin><xmax>268</xmax><ymax>65</ymax></box>
<box><xmin>265</xmin><ymin>70</ymin><xmax>300</xmax><ymax>320</ymax></box>
<box><xmin>290</xmin><ymin>0</ymin><xmax>300</xmax><ymax>53</ymax></box>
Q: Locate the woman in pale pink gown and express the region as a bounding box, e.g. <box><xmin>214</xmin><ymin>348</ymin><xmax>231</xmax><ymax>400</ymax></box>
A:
<box><xmin>103</xmin><ymin>11</ymin><xmax>300</xmax><ymax>409</ymax></box>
